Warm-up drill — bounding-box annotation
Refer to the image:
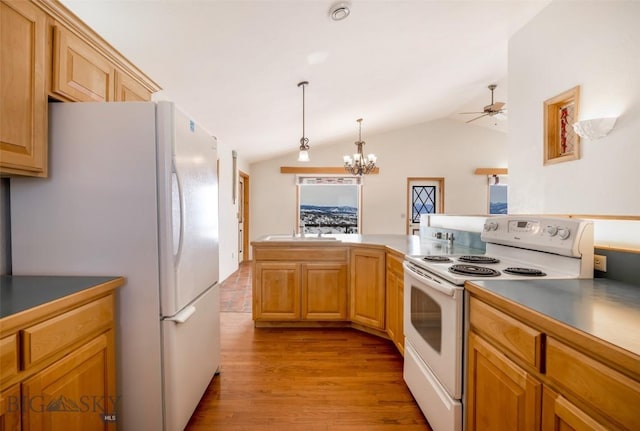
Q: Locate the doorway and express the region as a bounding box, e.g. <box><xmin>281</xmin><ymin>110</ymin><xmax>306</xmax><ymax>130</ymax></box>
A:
<box><xmin>238</xmin><ymin>171</ymin><xmax>249</xmax><ymax>263</ymax></box>
<box><xmin>406</xmin><ymin>177</ymin><xmax>445</xmax><ymax>235</ymax></box>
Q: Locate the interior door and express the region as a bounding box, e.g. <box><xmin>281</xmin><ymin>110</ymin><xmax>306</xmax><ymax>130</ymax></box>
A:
<box><xmin>407</xmin><ymin>178</ymin><xmax>444</xmax><ymax>235</ymax></box>
<box><xmin>238</xmin><ymin>175</ymin><xmax>244</xmax><ymax>263</ymax></box>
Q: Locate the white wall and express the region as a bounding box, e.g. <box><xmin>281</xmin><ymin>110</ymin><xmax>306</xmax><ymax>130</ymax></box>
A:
<box><xmin>217</xmin><ymin>140</ymin><xmax>250</xmax><ymax>282</ymax></box>
<box><xmin>508</xmin><ymin>0</ymin><xmax>640</xmax><ymax>216</ymax></box>
<box><xmin>250</xmin><ymin>118</ymin><xmax>507</xmax><ymax>245</ymax></box>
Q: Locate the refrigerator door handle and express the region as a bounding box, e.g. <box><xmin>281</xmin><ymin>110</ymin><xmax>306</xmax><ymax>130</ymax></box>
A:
<box><xmin>172</xmin><ymin>166</ymin><xmax>185</xmax><ymax>266</ymax></box>
<box><xmin>163</xmin><ymin>305</ymin><xmax>196</xmax><ymax>324</ymax></box>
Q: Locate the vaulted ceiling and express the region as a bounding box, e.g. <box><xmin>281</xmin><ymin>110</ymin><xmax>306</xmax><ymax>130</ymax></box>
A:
<box><xmin>61</xmin><ymin>0</ymin><xmax>549</xmax><ymax>163</ymax></box>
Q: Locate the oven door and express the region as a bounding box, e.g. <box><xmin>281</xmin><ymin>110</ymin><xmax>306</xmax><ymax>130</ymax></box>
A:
<box><xmin>403</xmin><ymin>261</ymin><xmax>463</xmax><ymax>399</ymax></box>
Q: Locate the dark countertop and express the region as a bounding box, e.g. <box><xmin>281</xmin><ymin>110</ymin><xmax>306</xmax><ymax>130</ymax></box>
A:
<box><xmin>468</xmin><ymin>278</ymin><xmax>640</xmax><ymax>357</ymax></box>
<box><xmin>0</xmin><ymin>276</ymin><xmax>122</xmax><ymax>319</ymax></box>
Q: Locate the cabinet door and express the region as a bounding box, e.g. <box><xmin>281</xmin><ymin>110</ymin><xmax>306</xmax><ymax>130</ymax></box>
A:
<box><xmin>114</xmin><ymin>70</ymin><xmax>151</xmax><ymax>101</ymax></box>
<box><xmin>385</xmin><ymin>252</ymin><xmax>404</xmax><ymax>354</ymax></box>
<box><xmin>301</xmin><ymin>263</ymin><xmax>348</xmax><ymax>320</ymax></box>
<box><xmin>21</xmin><ymin>332</ymin><xmax>116</xmax><ymax>431</ymax></box>
<box><xmin>51</xmin><ymin>24</ymin><xmax>115</xmax><ymax>102</ymax></box>
<box><xmin>0</xmin><ymin>0</ymin><xmax>47</xmax><ymax>176</ymax></box>
<box><xmin>0</xmin><ymin>384</ymin><xmax>20</xmax><ymax>431</ymax></box>
<box><xmin>349</xmin><ymin>247</ymin><xmax>386</xmax><ymax>330</ymax></box>
<box><xmin>542</xmin><ymin>386</ymin><xmax>610</xmax><ymax>431</ymax></box>
<box><xmin>254</xmin><ymin>262</ymin><xmax>300</xmax><ymax>320</ymax></box>
<box><xmin>466</xmin><ymin>331</ymin><xmax>541</xmax><ymax>431</ymax></box>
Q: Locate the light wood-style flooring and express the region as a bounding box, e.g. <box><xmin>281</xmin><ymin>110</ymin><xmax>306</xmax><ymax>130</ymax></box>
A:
<box><xmin>186</xmin><ymin>262</ymin><xmax>431</xmax><ymax>431</ymax></box>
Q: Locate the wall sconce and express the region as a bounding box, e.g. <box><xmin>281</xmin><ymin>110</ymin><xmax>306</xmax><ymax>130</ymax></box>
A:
<box><xmin>572</xmin><ymin>117</ymin><xmax>617</xmax><ymax>141</ymax></box>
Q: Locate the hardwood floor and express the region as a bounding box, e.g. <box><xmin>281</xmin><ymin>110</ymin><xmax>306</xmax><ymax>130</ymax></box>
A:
<box><xmin>187</xmin><ymin>262</ymin><xmax>431</xmax><ymax>431</ymax></box>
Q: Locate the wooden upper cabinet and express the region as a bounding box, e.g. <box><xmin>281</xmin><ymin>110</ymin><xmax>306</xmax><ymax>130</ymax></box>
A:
<box><xmin>115</xmin><ymin>70</ymin><xmax>151</xmax><ymax>102</ymax></box>
<box><xmin>51</xmin><ymin>24</ymin><xmax>115</xmax><ymax>102</ymax></box>
<box><xmin>0</xmin><ymin>0</ymin><xmax>48</xmax><ymax>177</ymax></box>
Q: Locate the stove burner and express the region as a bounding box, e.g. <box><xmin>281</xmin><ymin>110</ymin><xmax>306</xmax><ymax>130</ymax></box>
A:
<box><xmin>422</xmin><ymin>256</ymin><xmax>452</xmax><ymax>263</ymax></box>
<box><xmin>503</xmin><ymin>267</ymin><xmax>547</xmax><ymax>277</ymax></box>
<box><xmin>458</xmin><ymin>255</ymin><xmax>500</xmax><ymax>264</ymax></box>
<box><xmin>449</xmin><ymin>264</ymin><xmax>501</xmax><ymax>277</ymax></box>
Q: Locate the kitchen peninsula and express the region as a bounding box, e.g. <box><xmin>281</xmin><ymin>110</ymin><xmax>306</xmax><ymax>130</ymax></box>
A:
<box><xmin>251</xmin><ymin>233</ymin><xmax>483</xmax><ymax>353</ymax></box>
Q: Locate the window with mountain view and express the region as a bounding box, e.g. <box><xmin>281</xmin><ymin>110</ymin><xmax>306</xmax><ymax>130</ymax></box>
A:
<box><xmin>297</xmin><ymin>176</ymin><xmax>361</xmax><ymax>234</ymax></box>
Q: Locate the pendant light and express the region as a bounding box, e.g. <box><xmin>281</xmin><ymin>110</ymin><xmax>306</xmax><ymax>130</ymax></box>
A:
<box><xmin>344</xmin><ymin>118</ymin><xmax>376</xmax><ymax>175</ymax></box>
<box><xmin>297</xmin><ymin>81</ymin><xmax>310</xmax><ymax>162</ymax></box>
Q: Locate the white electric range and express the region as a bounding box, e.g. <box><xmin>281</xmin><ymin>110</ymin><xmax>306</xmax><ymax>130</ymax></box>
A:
<box><xmin>402</xmin><ymin>215</ymin><xmax>594</xmax><ymax>431</ymax></box>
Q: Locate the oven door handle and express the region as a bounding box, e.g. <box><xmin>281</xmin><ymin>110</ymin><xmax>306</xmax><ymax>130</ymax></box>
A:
<box><xmin>403</xmin><ymin>261</ymin><xmax>459</xmax><ymax>297</ymax></box>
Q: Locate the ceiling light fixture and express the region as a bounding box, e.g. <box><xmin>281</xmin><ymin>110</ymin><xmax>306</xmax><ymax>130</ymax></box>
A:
<box><xmin>329</xmin><ymin>2</ymin><xmax>351</xmax><ymax>21</ymax></box>
<box><xmin>344</xmin><ymin>118</ymin><xmax>376</xmax><ymax>175</ymax></box>
<box><xmin>297</xmin><ymin>81</ymin><xmax>310</xmax><ymax>162</ymax></box>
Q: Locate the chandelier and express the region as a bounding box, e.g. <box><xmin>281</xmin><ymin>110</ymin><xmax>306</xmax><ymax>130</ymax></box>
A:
<box><xmin>344</xmin><ymin>118</ymin><xmax>376</xmax><ymax>175</ymax></box>
<box><xmin>297</xmin><ymin>81</ymin><xmax>310</xmax><ymax>162</ymax></box>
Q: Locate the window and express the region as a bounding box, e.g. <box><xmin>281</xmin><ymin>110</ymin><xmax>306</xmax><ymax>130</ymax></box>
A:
<box><xmin>488</xmin><ymin>176</ymin><xmax>508</xmax><ymax>214</ymax></box>
<box><xmin>297</xmin><ymin>176</ymin><xmax>361</xmax><ymax>234</ymax></box>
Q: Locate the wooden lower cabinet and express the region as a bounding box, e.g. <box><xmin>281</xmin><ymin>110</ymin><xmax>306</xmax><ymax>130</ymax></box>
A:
<box><xmin>0</xmin><ymin>279</ymin><xmax>120</xmax><ymax>431</ymax></box>
<box><xmin>21</xmin><ymin>332</ymin><xmax>116</xmax><ymax>431</ymax></box>
<box><xmin>301</xmin><ymin>263</ymin><xmax>348</xmax><ymax>320</ymax></box>
<box><xmin>466</xmin><ymin>331</ymin><xmax>541</xmax><ymax>431</ymax></box>
<box><xmin>0</xmin><ymin>384</ymin><xmax>21</xmax><ymax>431</ymax></box>
<box><xmin>253</xmin><ymin>251</ymin><xmax>348</xmax><ymax>322</ymax></box>
<box><xmin>254</xmin><ymin>262</ymin><xmax>301</xmax><ymax>320</ymax></box>
<box><xmin>467</xmin><ymin>286</ymin><xmax>640</xmax><ymax>431</ymax></box>
<box><xmin>385</xmin><ymin>251</ymin><xmax>404</xmax><ymax>354</ymax></box>
<box><xmin>350</xmin><ymin>247</ymin><xmax>386</xmax><ymax>330</ymax></box>
<box><xmin>542</xmin><ymin>387</ymin><xmax>610</xmax><ymax>431</ymax></box>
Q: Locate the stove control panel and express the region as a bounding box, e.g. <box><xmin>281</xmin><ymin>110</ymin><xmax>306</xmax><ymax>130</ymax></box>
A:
<box><xmin>482</xmin><ymin>216</ymin><xmax>594</xmax><ymax>258</ymax></box>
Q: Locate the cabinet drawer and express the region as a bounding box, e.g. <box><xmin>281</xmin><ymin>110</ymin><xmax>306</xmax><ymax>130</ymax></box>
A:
<box><xmin>22</xmin><ymin>296</ymin><xmax>113</xmax><ymax>368</ymax></box>
<box><xmin>469</xmin><ymin>297</ymin><xmax>543</xmax><ymax>370</ymax></box>
<box><xmin>254</xmin><ymin>247</ymin><xmax>348</xmax><ymax>262</ymax></box>
<box><xmin>0</xmin><ymin>335</ymin><xmax>19</xmax><ymax>384</ymax></box>
<box><xmin>546</xmin><ymin>337</ymin><xmax>640</xmax><ymax>430</ymax></box>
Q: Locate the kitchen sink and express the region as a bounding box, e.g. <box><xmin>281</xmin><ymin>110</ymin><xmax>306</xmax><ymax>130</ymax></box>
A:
<box><xmin>263</xmin><ymin>234</ymin><xmax>338</xmax><ymax>241</ymax></box>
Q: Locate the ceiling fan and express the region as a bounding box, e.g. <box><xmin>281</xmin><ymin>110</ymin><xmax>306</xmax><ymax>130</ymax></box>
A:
<box><xmin>459</xmin><ymin>84</ymin><xmax>506</xmax><ymax>123</ymax></box>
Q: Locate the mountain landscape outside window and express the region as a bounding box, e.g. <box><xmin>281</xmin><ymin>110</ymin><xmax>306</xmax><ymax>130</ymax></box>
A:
<box><xmin>297</xmin><ymin>177</ymin><xmax>361</xmax><ymax>234</ymax></box>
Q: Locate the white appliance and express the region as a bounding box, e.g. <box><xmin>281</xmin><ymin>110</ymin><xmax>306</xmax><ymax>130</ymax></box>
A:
<box><xmin>10</xmin><ymin>101</ymin><xmax>220</xmax><ymax>431</ymax></box>
<box><xmin>403</xmin><ymin>215</ymin><xmax>594</xmax><ymax>431</ymax></box>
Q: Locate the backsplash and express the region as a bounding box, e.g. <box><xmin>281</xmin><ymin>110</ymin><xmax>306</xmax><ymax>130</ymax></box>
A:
<box><xmin>594</xmin><ymin>248</ymin><xmax>640</xmax><ymax>285</ymax></box>
<box><xmin>421</xmin><ymin>226</ymin><xmax>486</xmax><ymax>251</ymax></box>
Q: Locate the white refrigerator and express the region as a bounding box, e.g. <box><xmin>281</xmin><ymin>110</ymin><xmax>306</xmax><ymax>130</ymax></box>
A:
<box><xmin>10</xmin><ymin>101</ymin><xmax>220</xmax><ymax>431</ymax></box>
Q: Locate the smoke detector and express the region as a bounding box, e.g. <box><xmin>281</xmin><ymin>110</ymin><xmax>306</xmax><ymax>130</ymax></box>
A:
<box><xmin>329</xmin><ymin>2</ymin><xmax>351</xmax><ymax>21</ymax></box>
